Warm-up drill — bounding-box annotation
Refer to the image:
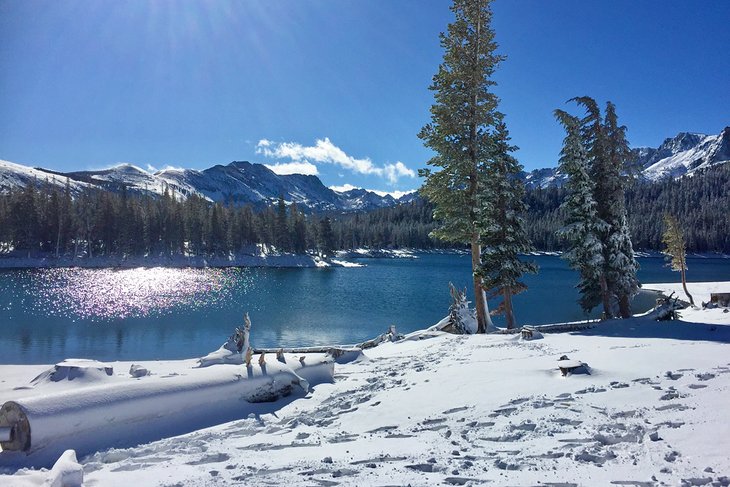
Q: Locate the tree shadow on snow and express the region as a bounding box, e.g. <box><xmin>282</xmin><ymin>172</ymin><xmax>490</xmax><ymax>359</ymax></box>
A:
<box><xmin>573</xmin><ymin>316</ymin><xmax>730</xmax><ymax>343</ymax></box>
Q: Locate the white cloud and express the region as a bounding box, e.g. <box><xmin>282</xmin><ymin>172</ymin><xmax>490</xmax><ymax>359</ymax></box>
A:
<box><xmin>368</xmin><ymin>188</ymin><xmax>417</xmax><ymax>199</ymax></box>
<box><xmin>256</xmin><ymin>137</ymin><xmax>416</xmax><ymax>184</ymax></box>
<box><xmin>329</xmin><ymin>184</ymin><xmax>417</xmax><ymax>199</ymax></box>
<box><xmin>329</xmin><ymin>183</ymin><xmax>360</xmax><ymax>193</ymax></box>
<box><xmin>264</xmin><ymin>161</ymin><xmax>319</xmax><ymax>176</ymax></box>
<box><xmin>382</xmin><ymin>161</ymin><xmax>416</xmax><ymax>184</ymax></box>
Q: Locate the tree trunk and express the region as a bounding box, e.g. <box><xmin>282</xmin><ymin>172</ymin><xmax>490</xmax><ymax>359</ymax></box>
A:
<box><xmin>471</xmin><ymin>240</ymin><xmax>491</xmax><ymax>333</ymax></box>
<box><xmin>599</xmin><ymin>274</ymin><xmax>612</xmax><ymax>318</ymax></box>
<box><xmin>55</xmin><ymin>218</ymin><xmax>62</xmax><ymax>259</ymax></box>
<box><xmin>680</xmin><ymin>261</ymin><xmax>694</xmax><ymax>306</ymax></box>
<box><xmin>503</xmin><ymin>287</ymin><xmax>516</xmax><ymax>329</ymax></box>
<box><xmin>618</xmin><ymin>293</ymin><xmax>631</xmax><ymax>319</ymax></box>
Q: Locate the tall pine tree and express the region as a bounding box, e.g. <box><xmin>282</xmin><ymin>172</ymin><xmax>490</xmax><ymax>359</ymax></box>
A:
<box><xmin>603</xmin><ymin>102</ymin><xmax>640</xmax><ymax>317</ymax></box>
<box><xmin>567</xmin><ymin>97</ymin><xmax>639</xmax><ymax>318</ymax></box>
<box><xmin>418</xmin><ymin>0</ymin><xmax>504</xmax><ymax>333</ymax></box>
<box><xmin>554</xmin><ymin>109</ymin><xmax>608</xmax><ymax>313</ymax></box>
<box><xmin>477</xmin><ymin>120</ymin><xmax>537</xmax><ymax>329</ymax></box>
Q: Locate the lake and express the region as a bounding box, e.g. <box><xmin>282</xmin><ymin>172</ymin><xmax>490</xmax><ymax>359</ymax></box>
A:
<box><xmin>1</xmin><ymin>254</ymin><xmax>728</xmax><ymax>364</ymax></box>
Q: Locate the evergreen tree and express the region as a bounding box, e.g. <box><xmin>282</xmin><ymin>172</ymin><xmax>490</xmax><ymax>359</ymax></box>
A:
<box><xmin>477</xmin><ymin>120</ymin><xmax>537</xmax><ymax>329</ymax></box>
<box><xmin>554</xmin><ymin>109</ymin><xmax>608</xmax><ymax>313</ymax></box>
<box><xmin>289</xmin><ymin>202</ymin><xmax>308</xmax><ymax>254</ymax></box>
<box><xmin>418</xmin><ymin>0</ymin><xmax>504</xmax><ymax>333</ymax></box>
<box><xmin>569</xmin><ymin>97</ymin><xmax>639</xmax><ymax>318</ymax></box>
<box><xmin>275</xmin><ymin>195</ymin><xmax>291</xmax><ymax>252</ymax></box>
<box><xmin>603</xmin><ymin>102</ymin><xmax>640</xmax><ymax>317</ymax></box>
<box><xmin>317</xmin><ymin>216</ymin><xmax>336</xmax><ymax>257</ymax></box>
<box><xmin>662</xmin><ymin>213</ymin><xmax>694</xmax><ymax>306</ymax></box>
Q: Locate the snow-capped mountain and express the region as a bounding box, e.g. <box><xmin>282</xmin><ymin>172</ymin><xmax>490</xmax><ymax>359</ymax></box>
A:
<box><xmin>521</xmin><ymin>126</ymin><xmax>730</xmax><ymax>188</ymax></box>
<box><xmin>2</xmin><ymin>126</ymin><xmax>726</xmax><ymax>209</ymax></box>
<box><xmin>0</xmin><ymin>159</ymin><xmax>414</xmax><ymax>212</ymax></box>
<box><xmin>637</xmin><ymin>127</ymin><xmax>730</xmax><ymax>180</ymax></box>
<box><xmin>0</xmin><ymin>160</ymin><xmax>92</xmax><ymax>194</ymax></box>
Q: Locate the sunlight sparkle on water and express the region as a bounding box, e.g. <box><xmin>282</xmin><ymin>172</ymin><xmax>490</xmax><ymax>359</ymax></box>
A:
<box><xmin>29</xmin><ymin>267</ymin><xmax>248</xmax><ymax>320</ymax></box>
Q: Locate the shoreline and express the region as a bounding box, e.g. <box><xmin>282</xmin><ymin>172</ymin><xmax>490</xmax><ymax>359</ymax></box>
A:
<box><xmin>0</xmin><ymin>253</ymin><xmax>360</xmax><ymax>270</ymax></box>
<box><xmin>1</xmin><ymin>249</ymin><xmax>728</xmax><ymax>270</ymax></box>
<box><xmin>1</xmin><ymin>282</ymin><xmax>728</xmax><ymax>485</ymax></box>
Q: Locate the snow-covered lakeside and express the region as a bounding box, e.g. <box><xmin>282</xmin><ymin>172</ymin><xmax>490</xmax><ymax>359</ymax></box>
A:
<box><xmin>2</xmin><ymin>248</ymin><xmax>727</xmax><ymax>270</ymax></box>
<box><xmin>1</xmin><ymin>281</ymin><xmax>729</xmax><ymax>486</ymax></box>
<box><xmin>0</xmin><ymin>253</ymin><xmax>363</xmax><ymax>269</ymax></box>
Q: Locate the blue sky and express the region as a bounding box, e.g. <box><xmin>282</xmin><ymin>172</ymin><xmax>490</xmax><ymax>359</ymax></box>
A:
<box><xmin>1</xmin><ymin>0</ymin><xmax>729</xmax><ymax>194</ymax></box>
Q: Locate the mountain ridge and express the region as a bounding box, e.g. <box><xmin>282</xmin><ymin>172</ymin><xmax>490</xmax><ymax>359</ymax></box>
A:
<box><xmin>1</xmin><ymin>126</ymin><xmax>727</xmax><ymax>210</ymax></box>
<box><xmin>521</xmin><ymin>126</ymin><xmax>730</xmax><ymax>188</ymax></box>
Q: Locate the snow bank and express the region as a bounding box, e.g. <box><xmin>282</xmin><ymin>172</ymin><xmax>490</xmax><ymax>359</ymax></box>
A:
<box><xmin>644</xmin><ymin>281</ymin><xmax>730</xmax><ymax>325</ymax></box>
<box><xmin>29</xmin><ymin>359</ymin><xmax>115</xmax><ymax>387</ymax></box>
<box><xmin>44</xmin><ymin>450</ymin><xmax>82</xmax><ymax>487</ymax></box>
<box><xmin>0</xmin><ymin>252</ymin><xmax>358</xmax><ymax>269</ymax></box>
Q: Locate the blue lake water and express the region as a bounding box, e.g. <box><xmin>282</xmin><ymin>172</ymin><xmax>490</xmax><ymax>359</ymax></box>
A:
<box><xmin>0</xmin><ymin>254</ymin><xmax>728</xmax><ymax>364</ymax></box>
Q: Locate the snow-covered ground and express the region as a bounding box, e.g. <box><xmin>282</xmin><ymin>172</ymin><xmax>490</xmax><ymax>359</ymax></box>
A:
<box><xmin>1</xmin><ymin>282</ymin><xmax>729</xmax><ymax>486</ymax></box>
<box><xmin>0</xmin><ymin>252</ymin><xmax>352</xmax><ymax>269</ymax></box>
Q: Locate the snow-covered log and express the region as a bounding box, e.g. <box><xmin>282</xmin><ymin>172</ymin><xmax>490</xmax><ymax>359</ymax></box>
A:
<box><xmin>496</xmin><ymin>321</ymin><xmax>595</xmax><ymax>334</ymax></box>
<box><xmin>0</xmin><ymin>360</ymin><xmax>317</xmax><ymax>461</ymax></box>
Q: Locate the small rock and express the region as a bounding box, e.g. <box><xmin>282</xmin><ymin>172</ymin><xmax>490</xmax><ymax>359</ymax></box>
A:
<box><xmin>649</xmin><ymin>431</ymin><xmax>662</xmax><ymax>441</ymax></box>
<box><xmin>322</xmin><ymin>456</ymin><xmax>333</xmax><ymax>464</ymax></box>
<box><xmin>129</xmin><ymin>364</ymin><xmax>149</xmax><ymax>378</ymax></box>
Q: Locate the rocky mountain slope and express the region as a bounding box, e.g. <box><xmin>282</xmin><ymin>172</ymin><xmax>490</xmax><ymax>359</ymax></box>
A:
<box><xmin>1</xmin><ymin>126</ymin><xmax>727</xmax><ymax>209</ymax></box>
<box><xmin>0</xmin><ymin>159</ymin><xmax>411</xmax><ymax>212</ymax></box>
<box><xmin>522</xmin><ymin>126</ymin><xmax>730</xmax><ymax>189</ymax></box>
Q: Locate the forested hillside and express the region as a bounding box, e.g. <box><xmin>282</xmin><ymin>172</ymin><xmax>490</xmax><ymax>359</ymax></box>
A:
<box><xmin>523</xmin><ymin>162</ymin><xmax>730</xmax><ymax>252</ymax></box>
<box><xmin>1</xmin><ymin>163</ymin><xmax>728</xmax><ymax>258</ymax></box>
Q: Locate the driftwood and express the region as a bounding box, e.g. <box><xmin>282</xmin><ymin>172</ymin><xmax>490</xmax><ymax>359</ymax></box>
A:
<box><xmin>650</xmin><ymin>291</ymin><xmax>683</xmax><ymax>320</ymax></box>
<box><xmin>439</xmin><ymin>283</ymin><xmax>475</xmax><ymax>335</ymax></box>
<box><xmin>710</xmin><ymin>292</ymin><xmax>730</xmax><ymax>308</ymax></box>
<box><xmin>497</xmin><ymin>322</ymin><xmax>595</xmax><ymax>335</ymax></box>
<box><xmin>244</xmin><ymin>347</ymin><xmax>253</xmax><ymax>367</ymax></box>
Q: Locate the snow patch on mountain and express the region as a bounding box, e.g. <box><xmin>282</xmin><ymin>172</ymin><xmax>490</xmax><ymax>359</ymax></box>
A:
<box><xmin>639</xmin><ymin>127</ymin><xmax>730</xmax><ymax>180</ymax></box>
<box><xmin>522</xmin><ymin>126</ymin><xmax>729</xmax><ymax>188</ymax></box>
<box><xmin>0</xmin><ymin>160</ymin><xmax>91</xmax><ymax>194</ymax></box>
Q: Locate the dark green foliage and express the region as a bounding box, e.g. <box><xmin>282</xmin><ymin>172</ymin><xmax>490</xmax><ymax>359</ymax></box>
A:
<box><xmin>328</xmin><ymin>200</ymin><xmax>444</xmax><ymax>250</ymax></box>
<box><xmin>317</xmin><ymin>216</ymin><xmax>336</xmax><ymax>257</ymax></box>
<box><xmin>477</xmin><ymin>121</ymin><xmax>537</xmax><ymax>327</ymax></box>
<box><xmin>0</xmin><ymin>163</ymin><xmax>727</xmax><ymax>258</ymax></box>
<box><xmin>554</xmin><ymin>109</ymin><xmax>607</xmax><ymax>313</ymax></box>
<box><xmin>0</xmin><ymin>183</ymin><xmax>319</xmax><ymax>258</ymax></box>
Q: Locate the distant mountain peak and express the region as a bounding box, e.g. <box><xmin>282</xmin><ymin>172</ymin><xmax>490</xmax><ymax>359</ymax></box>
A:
<box><xmin>521</xmin><ymin>126</ymin><xmax>729</xmax><ymax>188</ymax></box>
<box><xmin>0</xmin><ymin>158</ymin><xmax>417</xmax><ymax>212</ymax></box>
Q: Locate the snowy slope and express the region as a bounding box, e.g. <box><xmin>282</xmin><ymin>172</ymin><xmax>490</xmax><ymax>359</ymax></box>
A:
<box><xmin>521</xmin><ymin>126</ymin><xmax>730</xmax><ymax>188</ymax></box>
<box><xmin>639</xmin><ymin>128</ymin><xmax>730</xmax><ymax>180</ymax></box>
<box><xmin>0</xmin><ymin>160</ymin><xmax>91</xmax><ymax>195</ymax></box>
<box><xmin>1</xmin><ymin>282</ymin><xmax>729</xmax><ymax>486</ymax></box>
<box><xmin>0</xmin><ymin>159</ymin><xmax>413</xmax><ymax>211</ymax></box>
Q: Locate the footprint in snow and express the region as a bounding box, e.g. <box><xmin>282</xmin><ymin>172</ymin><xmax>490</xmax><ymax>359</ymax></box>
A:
<box><xmin>575</xmin><ymin>386</ymin><xmax>607</xmax><ymax>394</ymax></box>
